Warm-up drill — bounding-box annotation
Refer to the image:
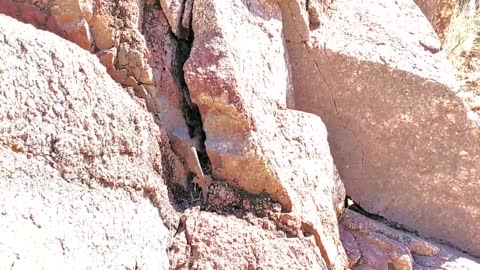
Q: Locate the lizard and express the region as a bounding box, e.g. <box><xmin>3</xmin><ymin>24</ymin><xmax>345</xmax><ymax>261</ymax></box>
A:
<box><xmin>187</xmin><ymin>145</ymin><xmax>211</xmax><ymax>204</ymax></box>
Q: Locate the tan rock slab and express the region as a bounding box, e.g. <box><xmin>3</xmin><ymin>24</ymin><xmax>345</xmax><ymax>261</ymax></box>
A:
<box><xmin>288</xmin><ymin>0</ymin><xmax>480</xmax><ymax>256</ymax></box>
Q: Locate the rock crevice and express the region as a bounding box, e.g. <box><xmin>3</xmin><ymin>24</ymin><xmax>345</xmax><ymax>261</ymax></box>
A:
<box><xmin>2</xmin><ymin>0</ymin><xmax>480</xmax><ymax>268</ymax></box>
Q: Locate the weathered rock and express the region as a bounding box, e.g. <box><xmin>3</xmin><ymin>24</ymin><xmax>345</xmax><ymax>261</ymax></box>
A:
<box><xmin>65</xmin><ymin>19</ymin><xmax>93</xmax><ymax>51</ymax></box>
<box><xmin>142</xmin><ymin>8</ymin><xmax>193</xmax><ymax>188</ymax></box>
<box><xmin>90</xmin><ymin>12</ymin><xmax>115</xmax><ymax>49</ymax></box>
<box><xmin>0</xmin><ymin>0</ymin><xmax>65</xmax><ymax>36</ymax></box>
<box><xmin>50</xmin><ymin>0</ymin><xmax>94</xmax><ymax>50</ymax></box>
<box><xmin>184</xmin><ymin>0</ymin><xmax>347</xmax><ymax>267</ymax></box>
<box><xmin>306</xmin><ymin>0</ymin><xmax>333</xmax><ymax>28</ymax></box>
<box><xmin>159</xmin><ymin>0</ymin><xmax>193</xmax><ymax>39</ymax></box>
<box><xmin>0</xmin><ymin>0</ymin><xmax>157</xmax><ymax>90</ymax></box>
<box><xmin>0</xmin><ymin>0</ymin><xmax>94</xmax><ymax>50</ymax></box>
<box><xmin>181</xmin><ymin>0</ymin><xmax>193</xmax><ymax>30</ymax></box>
<box><xmin>340</xmin><ymin>210</ymin><xmax>480</xmax><ymax>270</ymax></box>
<box><xmin>414</xmin><ymin>0</ymin><xmax>456</xmax><ymax>41</ymax></box>
<box><xmin>288</xmin><ymin>0</ymin><xmax>480</xmax><ymax>256</ymax></box>
<box><xmin>3</xmin><ymin>0</ymin><xmax>479</xmax><ymax>268</ymax></box>
<box><xmin>97</xmin><ymin>47</ymin><xmax>117</xmax><ymax>76</ymax></box>
<box><xmin>0</xmin><ymin>150</ymin><xmax>170</xmax><ymax>270</ymax></box>
<box><xmin>0</xmin><ymin>15</ymin><xmax>184</xmax><ymax>268</ymax></box>
<box><xmin>0</xmin><ymin>0</ymin><xmax>194</xmax><ymax>185</ymax></box>
<box><xmin>170</xmin><ymin>209</ymin><xmax>328</xmax><ymax>269</ymax></box>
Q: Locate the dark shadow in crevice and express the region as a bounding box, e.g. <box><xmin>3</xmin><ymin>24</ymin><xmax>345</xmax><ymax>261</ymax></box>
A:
<box><xmin>141</xmin><ymin>2</ymin><xmax>211</xmax><ymax>210</ymax></box>
<box><xmin>173</xmin><ymin>32</ymin><xmax>212</xmax><ymax>176</ymax></box>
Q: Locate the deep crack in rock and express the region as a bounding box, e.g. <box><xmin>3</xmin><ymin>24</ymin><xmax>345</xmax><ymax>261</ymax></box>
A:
<box><xmin>174</xmin><ymin>36</ymin><xmax>212</xmax><ymax>175</ymax></box>
<box><xmin>151</xmin><ymin>1</ymin><xmax>212</xmax><ymax>204</ymax></box>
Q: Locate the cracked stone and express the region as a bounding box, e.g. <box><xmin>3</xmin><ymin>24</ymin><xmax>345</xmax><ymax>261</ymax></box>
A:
<box><xmin>289</xmin><ymin>0</ymin><xmax>480</xmax><ymax>256</ymax></box>
<box><xmin>340</xmin><ymin>210</ymin><xmax>480</xmax><ymax>270</ymax></box>
<box><xmin>184</xmin><ymin>0</ymin><xmax>347</xmax><ymax>268</ymax></box>
<box><xmin>169</xmin><ymin>209</ymin><xmax>328</xmax><ymax>269</ymax></box>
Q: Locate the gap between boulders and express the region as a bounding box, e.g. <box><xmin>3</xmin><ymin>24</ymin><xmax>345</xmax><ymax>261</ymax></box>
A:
<box><xmin>158</xmin><ymin>4</ymin><xmax>343</xmax><ymax>267</ymax></box>
<box><xmin>172</xmin><ymin>32</ymin><xmax>212</xmax><ymax>176</ymax></box>
<box><xmin>156</xmin><ymin>0</ymin><xmax>213</xmax><ymax>199</ymax></box>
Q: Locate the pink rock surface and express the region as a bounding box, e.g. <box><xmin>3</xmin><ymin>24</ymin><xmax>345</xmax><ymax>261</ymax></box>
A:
<box><xmin>0</xmin><ymin>150</ymin><xmax>171</xmax><ymax>269</ymax></box>
<box><xmin>0</xmin><ymin>15</ymin><xmax>183</xmax><ymax>268</ymax></box>
<box><xmin>288</xmin><ymin>0</ymin><xmax>480</xmax><ymax>256</ymax></box>
<box><xmin>170</xmin><ymin>209</ymin><xmax>328</xmax><ymax>269</ymax></box>
<box><xmin>2</xmin><ymin>0</ymin><xmax>479</xmax><ymax>268</ymax></box>
<box><xmin>142</xmin><ymin>7</ymin><xmax>193</xmax><ymax>188</ymax></box>
<box><xmin>160</xmin><ymin>0</ymin><xmax>191</xmax><ymax>39</ymax></box>
<box><xmin>0</xmin><ymin>0</ymin><xmax>155</xmax><ymax>89</ymax></box>
<box><xmin>340</xmin><ymin>210</ymin><xmax>480</xmax><ymax>270</ymax></box>
<box><xmin>184</xmin><ymin>0</ymin><xmax>347</xmax><ymax>267</ymax></box>
<box><xmin>414</xmin><ymin>0</ymin><xmax>456</xmax><ymax>41</ymax></box>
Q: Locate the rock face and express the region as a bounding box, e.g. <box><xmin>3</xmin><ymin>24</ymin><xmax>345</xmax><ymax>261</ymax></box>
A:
<box><xmin>0</xmin><ymin>15</ymin><xmax>180</xmax><ymax>269</ymax></box>
<box><xmin>0</xmin><ymin>0</ymin><xmax>173</xmax><ymax>116</ymax></box>
<box><xmin>0</xmin><ymin>151</ymin><xmax>170</xmax><ymax>269</ymax></box>
<box><xmin>0</xmin><ymin>0</ymin><xmax>197</xmax><ymax>188</ymax></box>
<box><xmin>288</xmin><ymin>0</ymin><xmax>480</xmax><ymax>257</ymax></box>
<box><xmin>170</xmin><ymin>208</ymin><xmax>328</xmax><ymax>269</ymax></box>
<box><xmin>184</xmin><ymin>0</ymin><xmax>347</xmax><ymax>268</ymax></box>
<box><xmin>414</xmin><ymin>0</ymin><xmax>456</xmax><ymax>41</ymax></box>
<box><xmin>1</xmin><ymin>0</ymin><xmax>480</xmax><ymax>268</ymax></box>
<box><xmin>340</xmin><ymin>210</ymin><xmax>480</xmax><ymax>270</ymax></box>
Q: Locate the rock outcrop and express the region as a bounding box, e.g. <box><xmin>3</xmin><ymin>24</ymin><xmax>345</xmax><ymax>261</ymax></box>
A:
<box><xmin>0</xmin><ymin>0</ymin><xmax>204</xmax><ymax>188</ymax></box>
<box><xmin>184</xmin><ymin>0</ymin><xmax>347</xmax><ymax>267</ymax></box>
<box><xmin>170</xmin><ymin>208</ymin><xmax>328</xmax><ymax>269</ymax></box>
<box><xmin>340</xmin><ymin>210</ymin><xmax>480</xmax><ymax>269</ymax></box>
<box><xmin>0</xmin><ymin>14</ymin><xmax>181</xmax><ymax>269</ymax></box>
<box><xmin>414</xmin><ymin>0</ymin><xmax>457</xmax><ymax>41</ymax></box>
<box><xmin>1</xmin><ymin>0</ymin><xmax>480</xmax><ymax>268</ymax></box>
<box><xmin>287</xmin><ymin>0</ymin><xmax>480</xmax><ymax>257</ymax></box>
<box><xmin>0</xmin><ymin>2</ymin><xmax>349</xmax><ymax>267</ymax></box>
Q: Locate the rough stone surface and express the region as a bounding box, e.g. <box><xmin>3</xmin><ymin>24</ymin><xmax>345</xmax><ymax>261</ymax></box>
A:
<box><xmin>288</xmin><ymin>0</ymin><xmax>480</xmax><ymax>256</ymax></box>
<box><xmin>340</xmin><ymin>210</ymin><xmax>480</xmax><ymax>270</ymax></box>
<box><xmin>0</xmin><ymin>1</ymin><xmax>205</xmax><ymax>187</ymax></box>
<box><xmin>0</xmin><ymin>0</ymin><xmax>155</xmax><ymax>90</ymax></box>
<box><xmin>0</xmin><ymin>0</ymin><xmax>64</xmax><ymax>36</ymax></box>
<box><xmin>184</xmin><ymin>0</ymin><xmax>347</xmax><ymax>268</ymax></box>
<box><xmin>306</xmin><ymin>0</ymin><xmax>333</xmax><ymax>28</ymax></box>
<box><xmin>160</xmin><ymin>0</ymin><xmax>190</xmax><ymax>39</ymax></box>
<box><xmin>170</xmin><ymin>208</ymin><xmax>328</xmax><ymax>269</ymax></box>
<box><xmin>142</xmin><ymin>7</ymin><xmax>193</xmax><ymax>188</ymax></box>
<box><xmin>414</xmin><ymin>0</ymin><xmax>456</xmax><ymax>41</ymax></box>
<box><xmin>0</xmin><ymin>15</ymin><xmax>182</xmax><ymax>269</ymax></box>
<box><xmin>0</xmin><ymin>150</ymin><xmax>170</xmax><ymax>270</ymax></box>
<box><xmin>2</xmin><ymin>0</ymin><xmax>480</xmax><ymax>268</ymax></box>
